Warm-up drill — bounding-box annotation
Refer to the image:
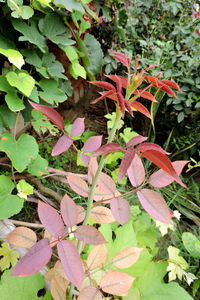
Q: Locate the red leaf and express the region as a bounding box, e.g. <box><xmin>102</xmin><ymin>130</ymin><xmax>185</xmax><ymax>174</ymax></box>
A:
<box><xmin>158</xmin><ymin>83</ymin><xmax>177</xmax><ymax>98</ymax></box>
<box><xmin>61</xmin><ymin>194</ymin><xmax>78</xmax><ymax>228</ymax></box>
<box><xmin>105</xmin><ymin>75</ymin><xmax>127</xmax><ymax>89</ymax></box>
<box><xmin>117</xmin><ymin>92</ymin><xmax>125</xmax><ymax>117</ymax></box>
<box><xmin>137</xmin><ymin>142</ymin><xmax>170</xmax><ymax>155</ymax></box>
<box><xmin>148</xmin><ymin>160</ymin><xmax>189</xmax><ymax>188</ymax></box>
<box><xmin>52</xmin><ymin>134</ymin><xmax>73</xmax><ymax>156</ymax></box>
<box><xmin>67</xmin><ymin>175</ymin><xmax>89</xmax><ymax>197</ymax></box>
<box><xmin>126</xmin><ymin>135</ymin><xmax>147</xmax><ymax>148</ymax></box>
<box><xmin>131</xmin><ymin>101</ymin><xmax>151</xmax><ymax>119</ymax></box>
<box><xmin>134</xmin><ymin>56</ymin><xmax>138</xmax><ymax>73</ymax></box>
<box><xmin>74</xmin><ymin>225</ymin><xmax>106</xmax><ymax>245</ymax></box>
<box><xmin>11</xmin><ymin>238</ymin><xmax>52</xmax><ymax>276</ymax></box>
<box><xmin>91</xmin><ymin>90</ymin><xmax>116</xmax><ymax>104</ymax></box>
<box><xmin>38</xmin><ymin>201</ymin><xmax>64</xmax><ymax>238</ymax></box>
<box><xmin>140</xmin><ymin>150</ymin><xmax>186</xmax><ymax>187</ymax></box>
<box><xmin>159</xmin><ymin>80</ymin><xmax>183</xmax><ymax>92</ymax></box>
<box><xmin>124</xmin><ymin>100</ymin><xmax>133</xmax><ymax>116</ymax></box>
<box><xmin>78</xmin><ymin>286</ymin><xmax>103</xmax><ymax>300</ymax></box>
<box><xmin>71</xmin><ymin>118</ymin><xmax>85</xmax><ymax>137</ymax></box>
<box><xmin>92</xmin><ymin>143</ymin><xmax>123</xmax><ymax>157</ymax></box>
<box><xmin>137</xmin><ymin>189</ymin><xmax>172</xmax><ymax>224</ymax></box>
<box><xmin>110</xmin><ymin>197</ymin><xmax>130</xmax><ymax>225</ymax></box>
<box><xmin>144</xmin><ymin>76</ymin><xmax>159</xmax><ymax>88</ymax></box>
<box><xmin>127</xmin><ymin>154</ymin><xmax>145</xmax><ymax>187</ymax></box>
<box><xmin>57</xmin><ymin>240</ymin><xmax>84</xmax><ymax>290</ymax></box>
<box><xmin>83</xmin><ymin>136</ymin><xmax>102</xmax><ymax>153</ymax></box>
<box><xmin>28</xmin><ymin>100</ymin><xmax>64</xmax><ymax>131</ymax></box>
<box><xmin>80</xmin><ymin>153</ymin><xmax>90</xmax><ymax>165</ymax></box>
<box><xmin>98</xmin><ymin>90</ymin><xmax>118</xmax><ymax>101</ymax></box>
<box><xmin>98</xmin><ymin>172</ymin><xmax>116</xmax><ymax>194</ymax></box>
<box><xmin>111</xmin><ymin>51</ymin><xmax>131</xmax><ymax>69</ymax></box>
<box><xmin>90</xmin><ymin>81</ymin><xmax>116</xmax><ymax>91</ymax></box>
<box><xmin>118</xmin><ymin>148</ymin><xmax>135</xmax><ymax>182</ymax></box>
<box><xmin>133</xmin><ymin>90</ymin><xmax>157</xmax><ymax>102</ymax></box>
<box><xmin>146</xmin><ymin>64</ymin><xmax>158</xmax><ymax>71</ymax></box>
<box><xmin>88</xmin><ymin>157</ymin><xmax>98</xmax><ymax>184</ymax></box>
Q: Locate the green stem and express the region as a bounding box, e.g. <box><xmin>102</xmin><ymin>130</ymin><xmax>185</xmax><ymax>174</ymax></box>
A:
<box><xmin>68</xmin><ymin>109</ymin><xmax>121</xmax><ymax>299</ymax></box>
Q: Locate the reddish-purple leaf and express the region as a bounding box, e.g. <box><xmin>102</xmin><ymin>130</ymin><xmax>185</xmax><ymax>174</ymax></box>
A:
<box><xmin>80</xmin><ymin>153</ymin><xmax>90</xmax><ymax>165</ymax></box>
<box><xmin>38</xmin><ymin>201</ymin><xmax>64</xmax><ymax>238</ymax></box>
<box><xmin>88</xmin><ymin>157</ymin><xmax>98</xmax><ymax>184</ymax></box>
<box><xmin>158</xmin><ymin>82</ymin><xmax>177</xmax><ymax>98</ymax></box>
<box><xmin>140</xmin><ymin>150</ymin><xmax>186</xmax><ymax>187</ymax></box>
<box><xmin>11</xmin><ymin>238</ymin><xmax>52</xmax><ymax>276</ymax></box>
<box><xmin>148</xmin><ymin>160</ymin><xmax>189</xmax><ymax>188</ymax></box>
<box><xmin>92</xmin><ymin>143</ymin><xmax>123</xmax><ymax>157</ymax></box>
<box><xmin>71</xmin><ymin>118</ymin><xmax>85</xmax><ymax>137</ymax></box>
<box><xmin>52</xmin><ymin>134</ymin><xmax>73</xmax><ymax>156</ymax></box>
<box><xmin>159</xmin><ymin>80</ymin><xmax>183</xmax><ymax>92</ymax></box>
<box><xmin>117</xmin><ymin>92</ymin><xmax>125</xmax><ymax>117</ymax></box>
<box><xmin>67</xmin><ymin>175</ymin><xmax>89</xmax><ymax>197</ymax></box>
<box><xmin>91</xmin><ymin>90</ymin><xmax>116</xmax><ymax>104</ymax></box>
<box><xmin>133</xmin><ymin>90</ymin><xmax>157</xmax><ymax>102</ymax></box>
<box><xmin>137</xmin><ymin>189</ymin><xmax>172</xmax><ymax>224</ymax></box>
<box><xmin>131</xmin><ymin>101</ymin><xmax>151</xmax><ymax>119</ymax></box>
<box><xmin>28</xmin><ymin>100</ymin><xmax>64</xmax><ymax>131</ymax></box>
<box><xmin>126</xmin><ymin>135</ymin><xmax>147</xmax><ymax>148</ymax></box>
<box><xmin>118</xmin><ymin>148</ymin><xmax>135</xmax><ymax>183</ymax></box>
<box><xmin>137</xmin><ymin>143</ymin><xmax>170</xmax><ymax>155</ymax></box>
<box><xmin>74</xmin><ymin>225</ymin><xmax>106</xmax><ymax>245</ymax></box>
<box><xmin>144</xmin><ymin>76</ymin><xmax>159</xmax><ymax>88</ymax></box>
<box><xmin>83</xmin><ymin>136</ymin><xmax>102</xmax><ymax>153</ymax></box>
<box><xmin>111</xmin><ymin>51</ymin><xmax>131</xmax><ymax>69</ymax></box>
<box><xmin>90</xmin><ymin>81</ymin><xmax>116</xmax><ymax>91</ymax></box>
<box><xmin>105</xmin><ymin>75</ymin><xmax>127</xmax><ymax>89</ymax></box>
<box><xmin>127</xmin><ymin>154</ymin><xmax>145</xmax><ymax>187</ymax></box>
<box><xmin>98</xmin><ymin>172</ymin><xmax>116</xmax><ymax>194</ymax></box>
<box><xmin>61</xmin><ymin>194</ymin><xmax>78</xmax><ymax>228</ymax></box>
<box><xmin>57</xmin><ymin>240</ymin><xmax>84</xmax><ymax>290</ymax></box>
<box><xmin>124</xmin><ymin>100</ymin><xmax>133</xmax><ymax>116</ymax></box>
<box><xmin>110</xmin><ymin>197</ymin><xmax>130</xmax><ymax>225</ymax></box>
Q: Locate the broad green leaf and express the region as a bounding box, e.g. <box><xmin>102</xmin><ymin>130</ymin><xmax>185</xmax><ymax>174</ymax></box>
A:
<box><xmin>17</xmin><ymin>179</ymin><xmax>33</xmax><ymax>199</ymax></box>
<box><xmin>0</xmin><ymin>49</ymin><xmax>24</xmax><ymax>69</ymax></box>
<box><xmin>69</xmin><ymin>61</ymin><xmax>86</xmax><ymax>79</ymax></box>
<box><xmin>0</xmin><ymin>76</ymin><xmax>24</xmax><ymax>111</ymax></box>
<box><xmin>39</xmin><ymin>79</ymin><xmax>67</xmax><ymax>104</ymax></box>
<box><xmin>0</xmin><ymin>243</ymin><xmax>19</xmax><ymax>271</ymax></box>
<box><xmin>31</xmin><ymin>110</ymin><xmax>59</xmax><ymax>135</ymax></box>
<box><xmin>36</xmin><ymin>0</ymin><xmax>53</xmax><ymax>8</ymax></box>
<box><xmin>0</xmin><ymin>104</ymin><xmax>16</xmax><ymax>129</ymax></box>
<box><xmin>6</xmin><ymin>71</ymin><xmax>35</xmax><ymax>97</ymax></box>
<box><xmin>0</xmin><ymin>175</ymin><xmax>24</xmax><ymax>219</ymax></box>
<box><xmin>0</xmin><ymin>132</ymin><xmax>38</xmax><ymax>172</ymax></box>
<box><xmin>120</xmin><ymin>128</ymin><xmax>138</xmax><ymax>144</ymax></box>
<box><xmin>0</xmin><ymin>269</ymin><xmax>52</xmax><ymax>300</ymax></box>
<box><xmin>54</xmin><ymin>0</ymin><xmax>85</xmax><ymax>13</ymax></box>
<box><xmin>39</xmin><ymin>13</ymin><xmax>74</xmax><ymax>47</ymax></box>
<box><xmin>62</xmin><ymin>45</ymin><xmax>78</xmax><ymax>62</ymax></box>
<box><xmin>28</xmin><ymin>154</ymin><xmax>48</xmax><ymax>177</ymax></box>
<box><xmin>12</xmin><ymin>19</ymin><xmax>47</xmax><ymax>53</ymax></box>
<box><xmin>11</xmin><ymin>6</ymin><xmax>34</xmax><ymax>20</ymax></box>
<box><xmin>7</xmin><ymin>0</ymin><xmax>22</xmax><ymax>10</ymax></box>
<box><xmin>41</xmin><ymin>52</ymin><xmax>67</xmax><ymax>80</ymax></box>
<box><xmin>182</xmin><ymin>232</ymin><xmax>200</xmax><ymax>258</ymax></box>
<box><xmin>22</xmin><ymin>49</ymin><xmax>42</xmax><ymax>68</ymax></box>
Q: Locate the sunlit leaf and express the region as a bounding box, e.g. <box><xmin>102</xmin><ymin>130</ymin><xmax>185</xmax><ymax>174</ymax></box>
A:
<box><xmin>67</xmin><ymin>175</ymin><xmax>89</xmax><ymax>197</ymax></box>
<box><xmin>127</xmin><ymin>154</ymin><xmax>145</xmax><ymax>187</ymax></box>
<box><xmin>83</xmin><ymin>136</ymin><xmax>102</xmax><ymax>153</ymax></box>
<box><xmin>87</xmin><ymin>244</ymin><xmax>108</xmax><ymax>270</ymax></box>
<box><xmin>7</xmin><ymin>227</ymin><xmax>37</xmax><ymax>249</ymax></box>
<box><xmin>91</xmin><ymin>206</ymin><xmax>115</xmax><ymax>224</ymax></box>
<box><xmin>74</xmin><ymin>225</ymin><xmax>106</xmax><ymax>245</ymax></box>
<box><xmin>78</xmin><ymin>286</ymin><xmax>103</xmax><ymax>300</ymax></box>
<box><xmin>0</xmin><ymin>243</ymin><xmax>19</xmax><ymax>271</ymax></box>
<box><xmin>112</xmin><ymin>246</ymin><xmax>143</xmax><ymax>269</ymax></box>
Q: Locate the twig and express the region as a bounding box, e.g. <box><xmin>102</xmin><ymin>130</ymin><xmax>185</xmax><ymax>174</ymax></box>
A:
<box><xmin>47</xmin><ymin>167</ymin><xmax>87</xmax><ymax>179</ymax></box>
<box><xmin>8</xmin><ymin>219</ymin><xmax>44</xmax><ymax>228</ymax></box>
<box><xmin>33</xmin><ymin>190</ymin><xmax>57</xmax><ymax>208</ymax></box>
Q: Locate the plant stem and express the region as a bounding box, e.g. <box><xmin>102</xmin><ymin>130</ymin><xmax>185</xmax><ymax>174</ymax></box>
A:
<box><xmin>68</xmin><ymin>109</ymin><xmax>121</xmax><ymax>300</ymax></box>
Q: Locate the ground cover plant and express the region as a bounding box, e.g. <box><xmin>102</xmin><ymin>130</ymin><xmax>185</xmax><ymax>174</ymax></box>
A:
<box><xmin>0</xmin><ymin>51</ymin><xmax>195</xmax><ymax>299</ymax></box>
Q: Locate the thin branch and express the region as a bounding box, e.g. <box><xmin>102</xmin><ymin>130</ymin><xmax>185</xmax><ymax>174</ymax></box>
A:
<box><xmin>8</xmin><ymin>219</ymin><xmax>44</xmax><ymax>228</ymax></box>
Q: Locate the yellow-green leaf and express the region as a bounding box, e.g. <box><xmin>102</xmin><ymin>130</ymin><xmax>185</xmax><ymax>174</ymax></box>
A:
<box><xmin>0</xmin><ymin>243</ymin><xmax>19</xmax><ymax>271</ymax></box>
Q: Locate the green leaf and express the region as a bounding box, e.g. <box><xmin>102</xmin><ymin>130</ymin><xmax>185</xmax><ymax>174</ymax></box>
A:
<box><xmin>22</xmin><ymin>49</ymin><xmax>42</xmax><ymax>68</ymax></box>
<box><xmin>0</xmin><ymin>269</ymin><xmax>52</xmax><ymax>300</ymax></box>
<box><xmin>62</xmin><ymin>46</ymin><xmax>79</xmax><ymax>62</ymax></box>
<box><xmin>0</xmin><ymin>76</ymin><xmax>24</xmax><ymax>111</ymax></box>
<box><xmin>167</xmin><ymin>246</ymin><xmax>188</xmax><ymax>269</ymax></box>
<box><xmin>17</xmin><ymin>179</ymin><xmax>33</xmax><ymax>199</ymax></box>
<box><xmin>41</xmin><ymin>52</ymin><xmax>67</xmax><ymax>80</ymax></box>
<box><xmin>0</xmin><ymin>132</ymin><xmax>38</xmax><ymax>172</ymax></box>
<box><xmin>0</xmin><ymin>104</ymin><xmax>16</xmax><ymax>129</ymax></box>
<box><xmin>105</xmin><ymin>112</ymin><xmax>124</xmax><ymax>131</ymax></box>
<box><xmin>182</xmin><ymin>232</ymin><xmax>200</xmax><ymax>258</ymax></box>
<box><xmin>31</xmin><ymin>110</ymin><xmax>59</xmax><ymax>135</ymax></box>
<box><xmin>0</xmin><ymin>175</ymin><xmax>24</xmax><ymax>219</ymax></box>
<box><xmin>28</xmin><ymin>155</ymin><xmax>48</xmax><ymax>177</ymax></box>
<box><xmin>12</xmin><ymin>19</ymin><xmax>47</xmax><ymax>53</ymax></box>
<box><xmin>0</xmin><ymin>243</ymin><xmax>19</xmax><ymax>271</ymax></box>
<box><xmin>39</xmin><ymin>13</ymin><xmax>74</xmax><ymax>47</ymax></box>
<box><xmin>39</xmin><ymin>79</ymin><xmax>67</xmax><ymax>104</ymax></box>
<box><xmin>7</xmin><ymin>0</ymin><xmax>22</xmax><ymax>10</ymax></box>
<box><xmin>120</xmin><ymin>128</ymin><xmax>138</xmax><ymax>144</ymax></box>
<box><xmin>11</xmin><ymin>6</ymin><xmax>34</xmax><ymax>20</ymax></box>
<box><xmin>0</xmin><ymin>49</ymin><xmax>24</xmax><ymax>69</ymax></box>
<box><xmin>69</xmin><ymin>61</ymin><xmax>86</xmax><ymax>79</ymax></box>
<box><xmin>6</xmin><ymin>71</ymin><xmax>35</xmax><ymax>97</ymax></box>
<box><xmin>54</xmin><ymin>0</ymin><xmax>85</xmax><ymax>13</ymax></box>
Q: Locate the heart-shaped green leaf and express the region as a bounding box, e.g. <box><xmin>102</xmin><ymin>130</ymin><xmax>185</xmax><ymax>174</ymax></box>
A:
<box><xmin>0</xmin><ymin>175</ymin><xmax>24</xmax><ymax>219</ymax></box>
<box><xmin>6</xmin><ymin>71</ymin><xmax>35</xmax><ymax>97</ymax></box>
<box><xmin>0</xmin><ymin>133</ymin><xmax>38</xmax><ymax>172</ymax></box>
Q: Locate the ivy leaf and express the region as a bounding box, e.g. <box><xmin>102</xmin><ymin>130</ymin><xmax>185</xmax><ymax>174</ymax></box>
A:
<box><xmin>0</xmin><ymin>48</ymin><xmax>24</xmax><ymax>69</ymax></box>
<box><xmin>31</xmin><ymin>110</ymin><xmax>59</xmax><ymax>136</ymax></box>
<box><xmin>0</xmin><ymin>175</ymin><xmax>24</xmax><ymax>219</ymax></box>
<box><xmin>0</xmin><ymin>132</ymin><xmax>38</xmax><ymax>172</ymax></box>
<box><xmin>0</xmin><ymin>243</ymin><xmax>19</xmax><ymax>271</ymax></box>
<box><xmin>39</xmin><ymin>79</ymin><xmax>67</xmax><ymax>104</ymax></box>
<box><xmin>6</xmin><ymin>71</ymin><xmax>35</xmax><ymax>97</ymax></box>
<box><xmin>0</xmin><ymin>76</ymin><xmax>24</xmax><ymax>111</ymax></box>
<box><xmin>11</xmin><ymin>6</ymin><xmax>34</xmax><ymax>20</ymax></box>
<box><xmin>54</xmin><ymin>0</ymin><xmax>85</xmax><ymax>13</ymax></box>
<box><xmin>28</xmin><ymin>155</ymin><xmax>48</xmax><ymax>177</ymax></box>
<box><xmin>17</xmin><ymin>179</ymin><xmax>33</xmax><ymax>199</ymax></box>
<box><xmin>0</xmin><ymin>269</ymin><xmax>52</xmax><ymax>300</ymax></box>
<box><xmin>69</xmin><ymin>61</ymin><xmax>86</xmax><ymax>79</ymax></box>
<box><xmin>39</xmin><ymin>14</ymin><xmax>74</xmax><ymax>47</ymax></box>
<box><xmin>12</xmin><ymin>19</ymin><xmax>47</xmax><ymax>53</ymax></box>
